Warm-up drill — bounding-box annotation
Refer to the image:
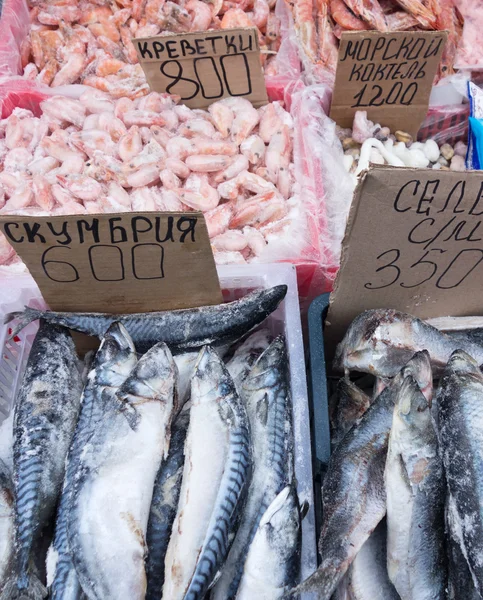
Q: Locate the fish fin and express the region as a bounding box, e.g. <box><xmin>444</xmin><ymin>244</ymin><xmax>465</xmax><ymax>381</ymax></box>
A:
<box><xmin>284</xmin><ymin>565</ymin><xmax>339</xmax><ymax>600</ymax></box>
<box><xmin>4</xmin><ymin>307</ymin><xmax>43</xmax><ymax>338</ymax></box>
<box><xmin>0</xmin><ymin>574</ymin><xmax>47</xmax><ymax>600</ymax></box>
<box><xmin>299</xmin><ymin>501</ymin><xmax>310</xmax><ymax>521</ymax></box>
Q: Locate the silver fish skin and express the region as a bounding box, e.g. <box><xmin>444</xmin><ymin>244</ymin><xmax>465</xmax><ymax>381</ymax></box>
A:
<box><xmin>331</xmin><ymin>379</ymin><xmax>371</xmax><ymax>447</ymax></box>
<box><xmin>68</xmin><ymin>341</ymin><xmax>177</xmax><ymax>600</ymax></box>
<box><xmin>226</xmin><ymin>329</ymin><xmax>272</xmax><ymax>390</ymax></box>
<box><xmin>212</xmin><ymin>337</ymin><xmax>292</xmax><ymax>600</ymax></box>
<box><xmin>385</xmin><ymin>375</ymin><xmax>446</xmax><ymax>600</ymax></box>
<box><xmin>291</xmin><ymin>351</ymin><xmax>432</xmax><ymax>600</ymax></box>
<box><xmin>338</xmin><ymin>521</ymin><xmax>400</xmax><ymax>600</ymax></box>
<box><xmin>0</xmin><ymin>413</ymin><xmax>13</xmax><ymax>474</ymax></box>
<box><xmin>438</xmin><ymin>350</ymin><xmax>483</xmax><ymax>598</ymax></box>
<box><xmin>6</xmin><ymin>286</ymin><xmax>287</xmax><ymax>353</ymax></box>
<box><xmin>446</xmin><ymin>496</ymin><xmax>482</xmax><ymax>600</ymax></box>
<box><xmin>48</xmin><ymin>322</ymin><xmax>137</xmax><ymax>600</ymax></box>
<box><xmin>145</xmin><ymin>406</ymin><xmax>190</xmax><ymax>600</ymax></box>
<box><xmin>0</xmin><ymin>459</ymin><xmax>14</xmax><ymax>593</ymax></box>
<box><xmin>236</xmin><ymin>485</ymin><xmax>301</xmax><ymax>600</ymax></box>
<box><xmin>0</xmin><ymin>322</ymin><xmax>82</xmax><ymax>600</ymax></box>
<box><xmin>163</xmin><ymin>346</ymin><xmax>252</xmax><ymax>600</ymax></box>
<box><xmin>335</xmin><ymin>309</ymin><xmax>483</xmax><ymax>378</ymax></box>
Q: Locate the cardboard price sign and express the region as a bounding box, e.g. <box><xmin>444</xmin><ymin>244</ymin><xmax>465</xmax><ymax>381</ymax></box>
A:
<box><xmin>326</xmin><ymin>168</ymin><xmax>483</xmax><ymax>349</ymax></box>
<box><xmin>135</xmin><ymin>28</ymin><xmax>268</xmax><ymax>109</ymax></box>
<box><xmin>0</xmin><ymin>212</ymin><xmax>222</xmax><ymax>313</ymax></box>
<box><xmin>330</xmin><ymin>31</ymin><xmax>447</xmax><ymax>138</ymax></box>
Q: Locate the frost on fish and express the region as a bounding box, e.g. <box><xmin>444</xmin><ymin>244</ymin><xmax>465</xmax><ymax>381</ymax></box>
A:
<box><xmin>330</xmin><ymin>378</ymin><xmax>371</xmax><ymax>447</ymax></box>
<box><xmin>236</xmin><ymin>485</ymin><xmax>301</xmax><ymax>600</ymax></box>
<box><xmin>385</xmin><ymin>374</ymin><xmax>445</xmax><ymax>599</ymax></box>
<box><xmin>164</xmin><ymin>346</ymin><xmax>251</xmax><ymax>600</ymax></box>
<box><xmin>1</xmin><ymin>322</ymin><xmax>82</xmax><ymax>600</ymax></box>
<box><xmin>0</xmin><ymin>413</ymin><xmax>13</xmax><ymax>474</ymax></box>
<box><xmin>225</xmin><ymin>328</ymin><xmax>271</xmax><ymax>390</ymax></box>
<box><xmin>0</xmin><ymin>459</ymin><xmax>14</xmax><ymax>592</ymax></box>
<box><xmin>213</xmin><ymin>336</ymin><xmax>292</xmax><ymax>600</ymax></box>
<box><xmin>68</xmin><ymin>340</ymin><xmax>177</xmax><ymax>600</ymax></box>
<box><xmin>145</xmin><ymin>407</ymin><xmax>189</xmax><ymax>600</ymax></box>
<box><xmin>335</xmin><ymin>309</ymin><xmax>483</xmax><ymax>377</ymax></box>
<box><xmin>6</xmin><ymin>285</ymin><xmax>287</xmax><ymax>353</ymax></box>
<box><xmin>337</xmin><ymin>521</ymin><xmax>399</xmax><ymax>600</ymax></box>
<box><xmin>49</xmin><ymin>322</ymin><xmax>137</xmax><ymax>600</ymax></box>
<box><xmin>292</xmin><ymin>351</ymin><xmax>432</xmax><ymax>600</ymax></box>
<box><xmin>438</xmin><ymin>350</ymin><xmax>483</xmax><ymax>598</ymax></box>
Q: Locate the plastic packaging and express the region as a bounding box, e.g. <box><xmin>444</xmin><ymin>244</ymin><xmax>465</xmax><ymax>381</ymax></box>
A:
<box><xmin>0</xmin><ymin>263</ymin><xmax>317</xmax><ymax>585</ymax></box>
<box><xmin>466</xmin><ymin>80</ymin><xmax>483</xmax><ymax>169</ymax></box>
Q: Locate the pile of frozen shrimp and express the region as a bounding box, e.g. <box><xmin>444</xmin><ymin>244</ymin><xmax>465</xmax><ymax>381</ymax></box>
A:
<box><xmin>21</xmin><ymin>0</ymin><xmax>281</xmax><ymax>95</ymax></box>
<box><xmin>0</xmin><ymin>90</ymin><xmax>301</xmax><ymax>267</ymax></box>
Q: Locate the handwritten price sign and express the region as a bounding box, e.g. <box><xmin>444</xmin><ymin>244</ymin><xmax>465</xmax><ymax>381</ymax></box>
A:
<box><xmin>0</xmin><ymin>212</ymin><xmax>222</xmax><ymax>313</ymax></box>
<box><xmin>330</xmin><ymin>31</ymin><xmax>447</xmax><ymax>138</ymax></box>
<box><xmin>135</xmin><ymin>28</ymin><xmax>268</xmax><ymax>109</ymax></box>
<box><xmin>327</xmin><ymin>168</ymin><xmax>483</xmax><ymax>347</ymax></box>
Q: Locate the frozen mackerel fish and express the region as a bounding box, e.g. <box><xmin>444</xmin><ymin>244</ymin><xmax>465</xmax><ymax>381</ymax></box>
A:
<box><xmin>213</xmin><ymin>336</ymin><xmax>292</xmax><ymax>600</ymax></box>
<box><xmin>0</xmin><ymin>460</ymin><xmax>14</xmax><ymax>593</ymax></box>
<box><xmin>6</xmin><ymin>285</ymin><xmax>287</xmax><ymax>353</ymax></box>
<box><xmin>225</xmin><ymin>328</ymin><xmax>272</xmax><ymax>390</ymax></box>
<box><xmin>334</xmin><ymin>521</ymin><xmax>399</xmax><ymax>600</ymax></box>
<box><xmin>67</xmin><ymin>340</ymin><xmax>177</xmax><ymax>600</ymax></box>
<box><xmin>385</xmin><ymin>374</ymin><xmax>446</xmax><ymax>600</ymax></box>
<box><xmin>330</xmin><ymin>378</ymin><xmax>371</xmax><ymax>447</ymax></box>
<box><xmin>236</xmin><ymin>485</ymin><xmax>302</xmax><ymax>600</ymax></box>
<box><xmin>335</xmin><ymin>309</ymin><xmax>483</xmax><ymax>377</ymax></box>
<box><xmin>163</xmin><ymin>346</ymin><xmax>251</xmax><ymax>600</ymax></box>
<box><xmin>0</xmin><ymin>322</ymin><xmax>83</xmax><ymax>600</ymax></box>
<box><xmin>48</xmin><ymin>322</ymin><xmax>137</xmax><ymax>600</ymax></box>
<box><xmin>290</xmin><ymin>351</ymin><xmax>432</xmax><ymax>600</ymax></box>
<box><xmin>438</xmin><ymin>351</ymin><xmax>483</xmax><ymax>598</ymax></box>
<box><xmin>145</xmin><ymin>406</ymin><xmax>190</xmax><ymax>600</ymax></box>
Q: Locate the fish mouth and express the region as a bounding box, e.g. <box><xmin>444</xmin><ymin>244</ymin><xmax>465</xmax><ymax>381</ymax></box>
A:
<box><xmin>101</xmin><ymin>322</ymin><xmax>135</xmax><ymax>355</ymax></box>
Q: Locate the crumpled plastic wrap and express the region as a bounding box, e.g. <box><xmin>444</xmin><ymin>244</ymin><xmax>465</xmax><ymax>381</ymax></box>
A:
<box><xmin>0</xmin><ymin>0</ymin><xmax>29</xmax><ymax>77</ymax></box>
<box><xmin>290</xmin><ymin>84</ymin><xmax>354</xmax><ymax>291</ymax></box>
<box><xmin>454</xmin><ymin>0</ymin><xmax>483</xmax><ymax>69</ymax></box>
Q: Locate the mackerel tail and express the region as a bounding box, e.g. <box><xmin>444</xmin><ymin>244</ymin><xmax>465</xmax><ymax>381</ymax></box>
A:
<box><xmin>5</xmin><ymin>307</ymin><xmax>44</xmax><ymax>339</ymax></box>
<box><xmin>0</xmin><ymin>572</ymin><xmax>47</xmax><ymax>600</ymax></box>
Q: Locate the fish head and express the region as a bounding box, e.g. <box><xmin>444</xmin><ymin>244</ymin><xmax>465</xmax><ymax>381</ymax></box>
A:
<box><xmin>334</xmin><ymin>310</ymin><xmax>416</xmax><ymax>376</ymax></box>
<box><xmin>191</xmin><ymin>346</ymin><xmax>237</xmax><ymax>404</ymax></box>
<box><xmin>395</xmin><ymin>374</ymin><xmax>431</xmax><ymax>437</ymax></box>
<box><xmin>249</xmin><ymin>485</ymin><xmax>301</xmax><ymax>583</ymax></box>
<box><xmin>446</xmin><ymin>349</ymin><xmax>482</xmax><ymax>378</ymax></box>
<box><xmin>242</xmin><ymin>336</ymin><xmax>287</xmax><ymax>393</ymax></box>
<box><xmin>116</xmin><ymin>342</ymin><xmax>178</xmax><ymax>407</ymax></box>
<box><xmin>94</xmin><ymin>322</ymin><xmax>137</xmax><ymax>387</ymax></box>
<box><xmin>399</xmin><ymin>350</ymin><xmax>433</xmax><ymax>404</ymax></box>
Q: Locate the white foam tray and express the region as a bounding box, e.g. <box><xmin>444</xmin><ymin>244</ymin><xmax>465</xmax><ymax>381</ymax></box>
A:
<box><xmin>0</xmin><ymin>263</ymin><xmax>317</xmax><ymax>587</ymax></box>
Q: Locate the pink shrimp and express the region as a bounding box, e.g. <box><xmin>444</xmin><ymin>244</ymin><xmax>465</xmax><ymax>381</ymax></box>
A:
<box><xmin>37</xmin><ymin>4</ymin><xmax>81</xmax><ymax>25</ymax></box>
<box><xmin>165</xmin><ymin>157</ymin><xmax>191</xmax><ymax>179</ymax></box>
<box><xmin>57</xmin><ymin>174</ymin><xmax>103</xmax><ymax>201</ymax></box>
<box><xmin>178</xmin><ymin>119</ymin><xmax>217</xmax><ymax>139</ymax></box>
<box><xmin>80</xmin><ymin>88</ymin><xmax>115</xmax><ymax>114</ymax></box>
<box><xmin>98</xmin><ymin>112</ymin><xmax>127</xmax><ymax>142</ymax></box>
<box><xmin>120</xmin><ymin>25</ymin><xmax>139</xmax><ymax>64</ymax></box>
<box><xmin>70</xmin><ymin>129</ymin><xmax>118</xmax><ymax>157</ymax></box>
<box><xmin>40</xmin><ymin>97</ymin><xmax>86</xmax><ymax>128</ymax></box>
<box><xmin>4</xmin><ymin>148</ymin><xmax>33</xmax><ymax>174</ymax></box>
<box><xmin>160</xmin><ymin>169</ymin><xmax>181</xmax><ymax>190</ymax></box>
<box><xmin>36</xmin><ymin>59</ymin><xmax>58</xmax><ymax>86</ymax></box>
<box><xmin>186</xmin><ymin>0</ymin><xmax>213</xmax><ymax>30</ymax></box>
<box><xmin>23</xmin><ymin>63</ymin><xmax>39</xmax><ymax>80</ymax></box>
<box><xmin>247</xmin><ymin>0</ymin><xmax>269</xmax><ymax>29</ymax></box>
<box><xmin>2</xmin><ymin>183</ymin><xmax>34</xmax><ymax>212</ymax></box>
<box><xmin>212</xmin><ymin>230</ymin><xmax>248</xmax><ymax>252</ymax></box>
<box><xmin>190</xmin><ymin>138</ymin><xmax>238</xmax><ymax>156</ymax></box>
<box><xmin>208</xmin><ymin>103</ymin><xmax>234</xmax><ymax>138</ymax></box>
<box><xmin>114</xmin><ymin>97</ymin><xmax>135</xmax><ymax>120</ymax></box>
<box><xmin>218</xmin><ymin>98</ymin><xmax>260</xmax><ymax>144</ymax></box>
<box><xmin>27</xmin><ymin>156</ymin><xmax>59</xmax><ymax>176</ymax></box>
<box><xmin>265</xmin><ymin>124</ymin><xmax>292</xmax><ymax>183</ymax></box>
<box><xmin>221</xmin><ymin>8</ymin><xmax>254</xmax><ymax>28</ymax></box>
<box><xmin>52</xmin><ymin>52</ymin><xmax>87</xmax><ymax>87</ymax></box>
<box><xmin>213</xmin><ymin>154</ymin><xmax>249</xmax><ymax>183</ymax></box>
<box><xmin>204</xmin><ymin>202</ymin><xmax>234</xmax><ymax>238</ymax></box>
<box><xmin>32</xmin><ymin>176</ymin><xmax>55</xmax><ymax>211</ymax></box>
<box><xmin>230</xmin><ymin>190</ymin><xmax>287</xmax><ymax>229</ymax></box>
<box><xmin>185</xmin><ymin>155</ymin><xmax>233</xmax><ymax>173</ymax></box>
<box><xmin>118</xmin><ymin>126</ymin><xmax>143</xmax><ymax>162</ymax></box>
<box><xmin>240</xmin><ymin>134</ymin><xmax>265</xmax><ymax>164</ymax></box>
<box><xmin>130</xmin><ymin>187</ymin><xmax>157</xmax><ymax>211</ymax></box>
<box><xmin>126</xmin><ymin>165</ymin><xmax>160</xmax><ymax>187</ymax></box>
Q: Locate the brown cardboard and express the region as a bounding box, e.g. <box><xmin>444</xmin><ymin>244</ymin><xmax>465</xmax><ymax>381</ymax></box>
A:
<box><xmin>326</xmin><ymin>167</ymin><xmax>483</xmax><ymax>352</ymax></box>
<box><xmin>0</xmin><ymin>211</ymin><xmax>222</xmax><ymax>314</ymax></box>
<box><xmin>330</xmin><ymin>31</ymin><xmax>447</xmax><ymax>138</ymax></box>
<box><xmin>135</xmin><ymin>28</ymin><xmax>268</xmax><ymax>109</ymax></box>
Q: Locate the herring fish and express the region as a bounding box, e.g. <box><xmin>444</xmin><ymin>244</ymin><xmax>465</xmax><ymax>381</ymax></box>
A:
<box><xmin>0</xmin><ymin>459</ymin><xmax>14</xmax><ymax>593</ymax></box>
<box><xmin>1</xmin><ymin>322</ymin><xmax>83</xmax><ymax>600</ymax></box>
<box><xmin>48</xmin><ymin>323</ymin><xmax>137</xmax><ymax>600</ymax></box>
<box><xmin>212</xmin><ymin>336</ymin><xmax>292</xmax><ymax>600</ymax></box>
<box><xmin>291</xmin><ymin>351</ymin><xmax>432</xmax><ymax>600</ymax></box>
<box><xmin>68</xmin><ymin>340</ymin><xmax>177</xmax><ymax>600</ymax></box>
<box><xmin>335</xmin><ymin>521</ymin><xmax>400</xmax><ymax>600</ymax></box>
<box><xmin>330</xmin><ymin>379</ymin><xmax>371</xmax><ymax>446</ymax></box>
<box><xmin>236</xmin><ymin>485</ymin><xmax>301</xmax><ymax>600</ymax></box>
<box><xmin>6</xmin><ymin>286</ymin><xmax>287</xmax><ymax>353</ymax></box>
<box><xmin>438</xmin><ymin>350</ymin><xmax>483</xmax><ymax>597</ymax></box>
<box><xmin>145</xmin><ymin>406</ymin><xmax>190</xmax><ymax>600</ymax></box>
<box><xmin>226</xmin><ymin>329</ymin><xmax>272</xmax><ymax>389</ymax></box>
<box><xmin>335</xmin><ymin>309</ymin><xmax>483</xmax><ymax>377</ymax></box>
<box><xmin>163</xmin><ymin>346</ymin><xmax>251</xmax><ymax>600</ymax></box>
<box><xmin>385</xmin><ymin>374</ymin><xmax>446</xmax><ymax>599</ymax></box>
